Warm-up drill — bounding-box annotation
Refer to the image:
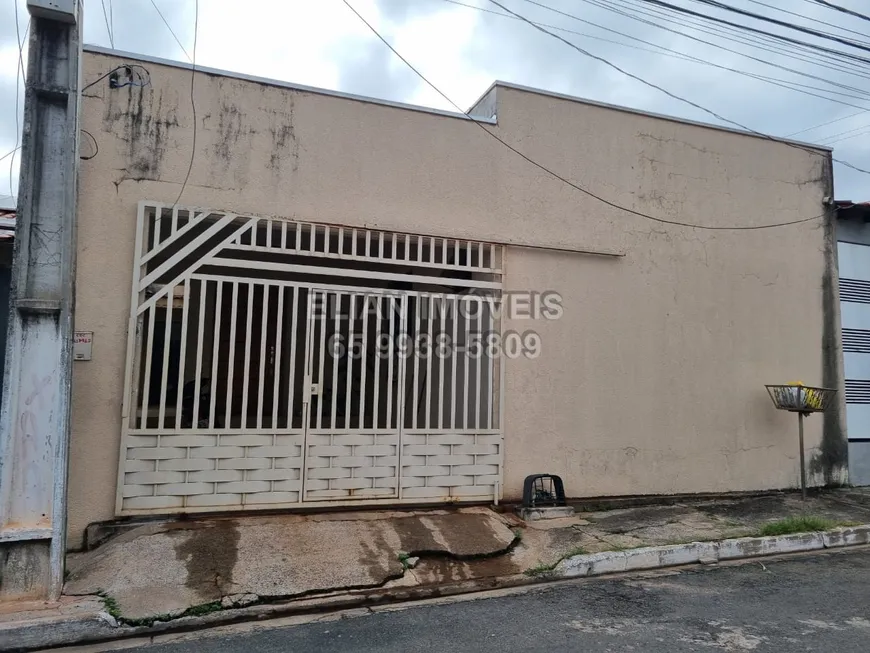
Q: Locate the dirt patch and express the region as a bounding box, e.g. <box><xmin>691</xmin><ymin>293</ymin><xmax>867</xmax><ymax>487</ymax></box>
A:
<box><xmin>587</xmin><ymin>505</ymin><xmax>696</xmax><ymax>534</ymax></box>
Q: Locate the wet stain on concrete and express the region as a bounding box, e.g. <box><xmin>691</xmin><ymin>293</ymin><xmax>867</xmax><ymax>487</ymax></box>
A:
<box><xmin>358</xmin><ymin>523</ymin><xmax>401</xmax><ymax>580</ymax></box>
<box><xmin>412</xmin><ymin>554</ymin><xmax>523</xmax><ymax>586</ymax></box>
<box><xmin>172</xmin><ymin>520</ymin><xmax>240</xmax><ymax>598</ymax></box>
<box><xmin>393</xmin><ymin>517</ymin><xmax>439</xmax><ymax>554</ymax></box>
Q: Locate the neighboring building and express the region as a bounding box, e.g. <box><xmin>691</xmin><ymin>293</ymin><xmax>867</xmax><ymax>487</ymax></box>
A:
<box><xmin>67</xmin><ymin>45</ymin><xmax>846</xmax><ymax>549</ymax></box>
<box><xmin>835</xmin><ymin>201</ymin><xmax>870</xmax><ymax>485</ymax></box>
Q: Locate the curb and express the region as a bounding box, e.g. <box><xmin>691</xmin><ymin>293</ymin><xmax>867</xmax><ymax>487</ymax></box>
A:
<box><xmin>553</xmin><ymin>525</ymin><xmax>870</xmax><ymax>579</ymax></box>
<box><xmin>4</xmin><ymin>525</ymin><xmax>870</xmax><ymax>652</ymax></box>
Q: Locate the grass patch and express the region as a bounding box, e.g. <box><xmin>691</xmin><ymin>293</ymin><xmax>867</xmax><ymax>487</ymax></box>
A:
<box><xmin>99</xmin><ymin>594</ymin><xmax>121</xmax><ymax>620</ymax></box>
<box><xmin>758</xmin><ymin>516</ymin><xmax>835</xmax><ymax>537</ymax></box>
<box><xmin>524</xmin><ymin>561</ymin><xmax>557</xmax><ymax>576</ymax></box>
<box><xmin>397</xmin><ymin>551</ymin><xmax>411</xmax><ymax>570</ymax></box>
<box><xmin>524</xmin><ymin>546</ymin><xmax>589</xmax><ymax>576</ymax></box>
<box><xmin>564</xmin><ymin>546</ymin><xmax>588</xmax><ymax>557</ymax></box>
<box><xmin>185</xmin><ymin>601</ymin><xmax>222</xmax><ymax>617</ymax></box>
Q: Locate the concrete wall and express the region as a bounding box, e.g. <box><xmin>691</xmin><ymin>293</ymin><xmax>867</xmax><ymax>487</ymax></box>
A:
<box><xmin>69</xmin><ymin>48</ymin><xmax>844</xmax><ymax>547</ymax></box>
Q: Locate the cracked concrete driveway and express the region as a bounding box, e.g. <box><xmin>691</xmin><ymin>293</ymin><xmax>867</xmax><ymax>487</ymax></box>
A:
<box><xmin>64</xmin><ymin>508</ymin><xmax>516</xmax><ymax>621</ymax></box>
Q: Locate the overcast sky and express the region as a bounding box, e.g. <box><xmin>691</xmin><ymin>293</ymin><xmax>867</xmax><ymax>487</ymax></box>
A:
<box><xmin>1</xmin><ymin>0</ymin><xmax>869</xmax><ymax>210</ymax></box>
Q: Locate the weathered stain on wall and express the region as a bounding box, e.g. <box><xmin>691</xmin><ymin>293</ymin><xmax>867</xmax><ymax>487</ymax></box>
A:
<box><xmin>811</xmin><ymin>154</ymin><xmax>848</xmax><ymax>485</ymax></box>
<box><xmin>101</xmin><ymin>85</ymin><xmax>179</xmax><ymax>185</ymax></box>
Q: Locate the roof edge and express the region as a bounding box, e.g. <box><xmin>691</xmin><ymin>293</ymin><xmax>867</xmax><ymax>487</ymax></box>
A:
<box><xmin>491</xmin><ymin>81</ymin><xmax>833</xmax><ymax>153</ymax></box>
<box><xmin>82</xmin><ymin>44</ymin><xmax>496</xmax><ymax>125</ymax></box>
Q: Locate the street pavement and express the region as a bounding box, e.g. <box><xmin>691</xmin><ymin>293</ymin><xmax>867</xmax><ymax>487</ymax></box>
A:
<box><xmin>58</xmin><ymin>548</ymin><xmax>870</xmax><ymax>652</ymax></box>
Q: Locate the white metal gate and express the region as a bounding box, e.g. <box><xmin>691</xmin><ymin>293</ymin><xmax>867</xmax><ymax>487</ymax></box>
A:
<box><xmin>116</xmin><ymin>202</ymin><xmax>503</xmax><ymax>514</ymax></box>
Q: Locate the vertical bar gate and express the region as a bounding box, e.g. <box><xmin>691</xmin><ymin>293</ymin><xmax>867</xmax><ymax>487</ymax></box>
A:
<box><xmin>116</xmin><ymin>203</ymin><xmax>503</xmax><ymax>514</ymax></box>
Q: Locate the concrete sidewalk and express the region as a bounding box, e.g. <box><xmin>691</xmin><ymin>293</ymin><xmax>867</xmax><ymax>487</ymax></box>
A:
<box><xmin>5</xmin><ymin>489</ymin><xmax>870</xmax><ymax>650</ymax></box>
<box><xmin>63</xmin><ymin>507</ymin><xmax>517</xmax><ymax>622</ymax></box>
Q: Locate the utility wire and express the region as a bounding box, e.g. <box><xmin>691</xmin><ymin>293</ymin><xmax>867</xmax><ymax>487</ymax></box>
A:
<box><xmin>581</xmin><ymin>0</ymin><xmax>870</xmax><ymax>95</ymax></box>
<box><xmin>787</xmin><ymin>110</ymin><xmax>868</xmax><ymax>137</ymax></box>
<box><xmin>585</xmin><ymin>0</ymin><xmax>870</xmax><ymax>141</ymax></box>
<box><xmin>604</xmin><ymin>0</ymin><xmax>870</xmax><ymax>78</ymax></box>
<box><xmin>529</xmin><ymin>0</ymin><xmax>870</xmax><ymax>138</ymax></box>
<box><xmin>514</xmin><ymin>0</ymin><xmax>870</xmax><ymax>175</ymax></box>
<box><xmin>341</xmin><ymin>0</ymin><xmax>825</xmax><ymax>231</ymax></box>
<box><xmin>746</xmin><ymin>0</ymin><xmax>870</xmax><ymax>40</ymax></box>
<box><xmin>610</xmin><ymin>0</ymin><xmax>870</xmax><ymax>77</ymax></box>
<box><xmin>0</xmin><ymin>147</ymin><xmax>22</xmax><ymax>165</ymax></box>
<box><xmin>438</xmin><ymin>0</ymin><xmax>870</xmax><ymax>108</ymax></box>
<box><xmin>818</xmin><ymin>121</ymin><xmax>870</xmax><ymax>143</ymax></box>
<box><xmin>811</xmin><ymin>0</ymin><xmax>870</xmax><ymax>23</ymax></box>
<box><xmin>171</xmin><ymin>0</ymin><xmax>199</xmax><ymax>209</ymax></box>
<box><xmin>101</xmin><ymin>0</ymin><xmax>115</xmax><ymax>48</ymax></box>
<box><xmin>827</xmin><ymin>129</ymin><xmax>870</xmax><ymax>146</ymax></box>
<box><xmin>81</xmin><ymin>64</ymin><xmax>151</xmax><ymax>92</ymax></box>
<box><xmin>9</xmin><ymin>10</ymin><xmax>27</xmax><ymax>202</ymax></box>
<box><xmin>633</xmin><ymin>0</ymin><xmax>870</xmax><ymax>66</ymax></box>
<box><xmin>150</xmin><ymin>0</ymin><xmax>192</xmax><ymax>62</ymax></box>
<box><xmin>682</xmin><ymin>0</ymin><xmax>870</xmax><ymax>50</ymax></box>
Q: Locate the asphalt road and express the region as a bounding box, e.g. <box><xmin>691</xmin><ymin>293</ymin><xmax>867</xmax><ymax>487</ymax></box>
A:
<box><xmin>75</xmin><ymin>549</ymin><xmax>870</xmax><ymax>652</ymax></box>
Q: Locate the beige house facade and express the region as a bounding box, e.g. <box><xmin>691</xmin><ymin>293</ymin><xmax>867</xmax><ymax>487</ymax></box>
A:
<box><xmin>68</xmin><ymin>45</ymin><xmax>846</xmax><ymax>549</ymax></box>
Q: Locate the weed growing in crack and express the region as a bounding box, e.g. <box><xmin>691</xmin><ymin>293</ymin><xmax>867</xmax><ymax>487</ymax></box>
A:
<box><xmin>524</xmin><ymin>562</ymin><xmax>557</xmax><ymax>576</ymax></box>
<box><xmin>185</xmin><ymin>602</ymin><xmax>223</xmax><ymax>617</ymax></box>
<box><xmin>99</xmin><ymin>593</ymin><xmax>121</xmax><ymax>620</ymax></box>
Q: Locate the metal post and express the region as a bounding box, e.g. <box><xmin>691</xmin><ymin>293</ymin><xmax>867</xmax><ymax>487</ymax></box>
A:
<box><xmin>0</xmin><ymin>1</ymin><xmax>82</xmax><ymax>601</ymax></box>
<box><xmin>798</xmin><ymin>412</ymin><xmax>807</xmax><ymax>501</ymax></box>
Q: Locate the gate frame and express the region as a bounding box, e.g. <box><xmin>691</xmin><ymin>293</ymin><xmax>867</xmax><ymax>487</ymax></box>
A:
<box><xmin>115</xmin><ymin>202</ymin><xmax>505</xmax><ymax>515</ymax></box>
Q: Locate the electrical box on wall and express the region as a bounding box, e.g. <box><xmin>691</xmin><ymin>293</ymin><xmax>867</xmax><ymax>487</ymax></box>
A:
<box><xmin>27</xmin><ymin>0</ymin><xmax>79</xmax><ymax>24</ymax></box>
<box><xmin>73</xmin><ymin>331</ymin><xmax>92</xmax><ymax>361</ymax></box>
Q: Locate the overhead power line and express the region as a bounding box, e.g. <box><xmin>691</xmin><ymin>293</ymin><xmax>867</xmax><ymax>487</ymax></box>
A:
<box><xmin>341</xmin><ymin>0</ymin><xmax>826</xmax><ymax>231</ymax></box>
<box><xmin>511</xmin><ymin>0</ymin><xmax>870</xmax><ymax>175</ymax></box>
<box><xmin>787</xmin><ymin>110</ymin><xmax>868</xmax><ymax>137</ymax></box>
<box><xmin>818</xmin><ymin>121</ymin><xmax>870</xmax><ymax>144</ymax></box>
<box><xmin>581</xmin><ymin>0</ymin><xmax>870</xmax><ymax>94</ymax></box>
<box><xmin>100</xmin><ymin>0</ymin><xmax>115</xmax><ymax>48</ymax></box>
<box><xmin>633</xmin><ymin>0</ymin><xmax>870</xmax><ymax>66</ymax></box>
<box><xmin>681</xmin><ymin>0</ymin><xmax>870</xmax><ymax>50</ymax></box>
<box><xmin>171</xmin><ymin>0</ymin><xmax>199</xmax><ymax>208</ymax></box>
<box><xmin>10</xmin><ymin>9</ymin><xmax>27</xmax><ymax>201</ymax></box>
<box><xmin>0</xmin><ymin>147</ymin><xmax>22</xmax><ymax>165</ymax></box>
<box><xmin>610</xmin><ymin>0</ymin><xmax>870</xmax><ymax>83</ymax></box>
<box><xmin>746</xmin><ymin>0</ymin><xmax>870</xmax><ymax>40</ymax></box>
<box><xmin>150</xmin><ymin>0</ymin><xmax>192</xmax><ymax>62</ymax></box>
<box><xmin>811</xmin><ymin>0</ymin><xmax>870</xmax><ymax>23</ymax></box>
<box><xmin>604</xmin><ymin>0</ymin><xmax>868</xmax><ymax>77</ymax></box>
<box><xmin>438</xmin><ymin>0</ymin><xmax>870</xmax><ymax>109</ymax></box>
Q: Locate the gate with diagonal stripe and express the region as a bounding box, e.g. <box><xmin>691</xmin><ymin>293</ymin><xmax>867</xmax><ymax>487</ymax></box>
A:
<box><xmin>116</xmin><ymin>202</ymin><xmax>504</xmax><ymax>514</ymax></box>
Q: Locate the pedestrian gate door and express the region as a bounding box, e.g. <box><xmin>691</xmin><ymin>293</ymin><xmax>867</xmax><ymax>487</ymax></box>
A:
<box><xmin>117</xmin><ymin>203</ymin><xmax>504</xmax><ymax>514</ymax></box>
